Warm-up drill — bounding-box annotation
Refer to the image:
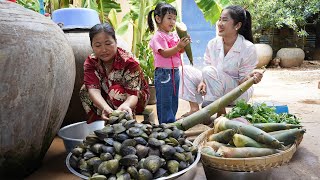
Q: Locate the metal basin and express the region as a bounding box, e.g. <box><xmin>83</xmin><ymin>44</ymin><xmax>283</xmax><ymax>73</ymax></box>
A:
<box><xmin>57</xmin><ymin>121</ymin><xmax>105</xmax><ymax>152</ymax></box>
<box><xmin>66</xmin><ymin>140</ymin><xmax>201</xmax><ymax>180</ymax></box>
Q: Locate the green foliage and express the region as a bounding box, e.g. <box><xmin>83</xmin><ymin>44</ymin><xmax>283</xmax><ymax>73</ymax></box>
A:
<box><xmin>50</xmin><ymin>0</ymin><xmax>69</xmax><ymax>9</ymax></box>
<box><xmin>137</xmin><ymin>37</ymin><xmax>155</xmax><ymax>84</ymax></box>
<box><xmin>95</xmin><ymin>0</ymin><xmax>121</xmax><ymax>23</ymax></box>
<box><xmin>108</xmin><ymin>8</ymin><xmax>118</xmax><ymax>29</ymax></box>
<box><xmin>110</xmin><ymin>0</ymin><xmax>176</xmax><ymax>84</ymax></box>
<box><xmin>225</xmin><ymin>100</ymin><xmax>300</xmax><ymax>124</ymax></box>
<box><xmin>194</xmin><ymin>0</ymin><xmax>230</xmax><ymax>25</ymax></box>
<box><xmin>114</xmin><ymin>0</ymin><xmax>176</xmax><ymax>56</ymax></box>
<box><xmin>17</xmin><ymin>0</ymin><xmax>41</xmax><ymax>12</ymax></box>
<box><xmin>229</xmin><ymin>0</ymin><xmax>320</xmax><ymax>37</ymax></box>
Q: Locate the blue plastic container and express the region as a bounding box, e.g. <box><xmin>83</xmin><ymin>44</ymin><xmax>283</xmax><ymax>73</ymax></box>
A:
<box><xmin>255</xmin><ymin>101</ymin><xmax>289</xmax><ymax>114</ymax></box>
<box><xmin>52</xmin><ymin>8</ymin><xmax>100</xmax><ymax>30</ymax></box>
<box><xmin>273</xmin><ymin>104</ymin><xmax>289</xmax><ymax>114</ymax></box>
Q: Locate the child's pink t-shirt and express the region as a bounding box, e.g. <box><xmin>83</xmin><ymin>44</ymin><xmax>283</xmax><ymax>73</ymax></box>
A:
<box><xmin>149</xmin><ymin>30</ymin><xmax>182</xmax><ymax>68</ymax></box>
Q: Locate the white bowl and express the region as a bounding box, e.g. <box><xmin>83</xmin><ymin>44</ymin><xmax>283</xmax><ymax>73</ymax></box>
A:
<box><xmin>58</xmin><ymin>121</ymin><xmax>105</xmax><ymax>152</ymax></box>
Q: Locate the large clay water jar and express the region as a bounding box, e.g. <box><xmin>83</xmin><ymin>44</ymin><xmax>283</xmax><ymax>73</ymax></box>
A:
<box><xmin>254</xmin><ymin>43</ymin><xmax>273</xmax><ymax>68</ymax></box>
<box><xmin>52</xmin><ymin>8</ymin><xmax>130</xmax><ymax>127</ymax></box>
<box><xmin>277</xmin><ymin>48</ymin><xmax>305</xmax><ymax>68</ymax></box>
<box><xmin>0</xmin><ymin>2</ymin><xmax>75</xmax><ymax>178</ymax></box>
<box><xmin>52</xmin><ymin>8</ymin><xmax>99</xmax><ymax>127</ymax></box>
<box><xmin>61</xmin><ymin>30</ymin><xmax>92</xmax><ymax>127</ymax></box>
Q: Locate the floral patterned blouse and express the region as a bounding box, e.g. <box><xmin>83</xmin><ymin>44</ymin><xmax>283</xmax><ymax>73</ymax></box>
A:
<box><xmin>83</xmin><ymin>47</ymin><xmax>150</xmax><ymax>115</ymax></box>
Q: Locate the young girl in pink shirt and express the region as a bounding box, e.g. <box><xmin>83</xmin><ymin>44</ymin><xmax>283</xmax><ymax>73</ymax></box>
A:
<box><xmin>147</xmin><ymin>2</ymin><xmax>190</xmax><ymax>124</ymax></box>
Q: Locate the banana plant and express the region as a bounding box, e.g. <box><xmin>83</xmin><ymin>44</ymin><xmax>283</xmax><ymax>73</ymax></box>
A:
<box><xmin>74</xmin><ymin>0</ymin><xmax>121</xmax><ymax>23</ymax></box>
<box><xmin>116</xmin><ymin>0</ymin><xmax>227</xmax><ymax>56</ymax></box>
<box><xmin>94</xmin><ymin>0</ymin><xmax>121</xmax><ymax>23</ymax></box>
<box><xmin>17</xmin><ymin>0</ymin><xmax>41</xmax><ymax>12</ymax></box>
<box><xmin>110</xmin><ymin>0</ymin><xmax>176</xmax><ymax>57</ymax></box>
<box><xmin>194</xmin><ymin>0</ymin><xmax>230</xmax><ymax>25</ymax></box>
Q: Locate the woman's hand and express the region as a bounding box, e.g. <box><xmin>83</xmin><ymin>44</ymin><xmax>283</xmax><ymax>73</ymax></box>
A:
<box><xmin>101</xmin><ymin>106</ymin><xmax>113</xmax><ymax>120</ymax></box>
<box><xmin>117</xmin><ymin>103</ymin><xmax>133</xmax><ymax>116</ymax></box>
<box><xmin>117</xmin><ymin>95</ymin><xmax>137</xmax><ymax>116</ymax></box>
<box><xmin>197</xmin><ymin>81</ymin><xmax>207</xmax><ymax>95</ymax></box>
<box><xmin>250</xmin><ymin>71</ymin><xmax>263</xmax><ymax>84</ymax></box>
<box><xmin>88</xmin><ymin>88</ymin><xmax>114</xmax><ymax>120</ymax></box>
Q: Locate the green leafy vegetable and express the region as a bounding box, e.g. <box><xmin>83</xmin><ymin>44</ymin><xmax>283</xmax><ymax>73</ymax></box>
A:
<box><xmin>225</xmin><ymin>100</ymin><xmax>300</xmax><ymax>124</ymax></box>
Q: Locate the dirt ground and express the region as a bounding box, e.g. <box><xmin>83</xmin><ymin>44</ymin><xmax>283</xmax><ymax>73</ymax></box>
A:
<box><xmin>176</xmin><ymin>60</ymin><xmax>320</xmax><ymax>180</ymax></box>
<box><xmin>26</xmin><ymin>61</ymin><xmax>320</xmax><ymax>180</ymax></box>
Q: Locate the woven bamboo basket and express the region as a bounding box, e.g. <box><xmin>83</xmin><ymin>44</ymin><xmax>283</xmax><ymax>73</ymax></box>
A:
<box><xmin>193</xmin><ymin>128</ymin><xmax>301</xmax><ymax>172</ymax></box>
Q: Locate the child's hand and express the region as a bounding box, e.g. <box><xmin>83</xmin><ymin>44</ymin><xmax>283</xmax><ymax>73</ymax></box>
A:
<box><xmin>177</xmin><ymin>36</ymin><xmax>191</xmax><ymax>50</ymax></box>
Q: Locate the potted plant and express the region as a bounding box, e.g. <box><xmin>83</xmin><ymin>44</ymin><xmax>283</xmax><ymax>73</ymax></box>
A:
<box><xmin>137</xmin><ymin>38</ymin><xmax>156</xmax><ymax>105</ymax></box>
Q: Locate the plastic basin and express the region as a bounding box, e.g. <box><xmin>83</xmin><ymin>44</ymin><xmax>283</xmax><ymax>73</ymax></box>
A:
<box><xmin>52</xmin><ymin>8</ymin><xmax>100</xmax><ymax>30</ymax></box>
<box><xmin>57</xmin><ymin>121</ymin><xmax>105</xmax><ymax>153</ymax></box>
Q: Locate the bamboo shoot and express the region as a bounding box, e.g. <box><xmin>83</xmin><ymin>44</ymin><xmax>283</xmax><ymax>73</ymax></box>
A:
<box><xmin>176</xmin><ymin>22</ymin><xmax>193</xmax><ymax>65</ymax></box>
<box><xmin>216</xmin><ymin>146</ymin><xmax>279</xmax><ymax>158</ymax></box>
<box><xmin>253</xmin><ymin>123</ymin><xmax>302</xmax><ymax>132</ymax></box>
<box><xmin>173</xmin><ymin>76</ymin><xmax>256</xmax><ymax>131</ymax></box>
<box><xmin>214</xmin><ymin>117</ymin><xmax>284</xmax><ymax>149</ymax></box>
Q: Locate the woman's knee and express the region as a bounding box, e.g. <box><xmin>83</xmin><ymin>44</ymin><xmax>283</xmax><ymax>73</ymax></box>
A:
<box><xmin>202</xmin><ymin>66</ymin><xmax>218</xmax><ymax>80</ymax></box>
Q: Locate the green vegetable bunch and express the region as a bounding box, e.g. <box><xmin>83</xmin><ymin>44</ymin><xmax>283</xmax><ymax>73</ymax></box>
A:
<box><xmin>225</xmin><ymin>100</ymin><xmax>300</xmax><ymax>124</ymax></box>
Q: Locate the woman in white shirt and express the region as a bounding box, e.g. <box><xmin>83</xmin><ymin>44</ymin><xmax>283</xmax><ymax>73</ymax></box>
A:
<box><xmin>179</xmin><ymin>5</ymin><xmax>263</xmax><ymax>118</ymax></box>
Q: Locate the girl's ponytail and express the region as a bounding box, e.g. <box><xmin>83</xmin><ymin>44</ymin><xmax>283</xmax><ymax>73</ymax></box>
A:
<box><xmin>147</xmin><ymin>10</ymin><xmax>155</xmax><ymax>32</ymax></box>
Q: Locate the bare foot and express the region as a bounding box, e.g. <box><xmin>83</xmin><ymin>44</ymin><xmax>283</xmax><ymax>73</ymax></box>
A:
<box><xmin>217</xmin><ymin>107</ymin><xmax>226</xmax><ymax>117</ymax></box>
<box><xmin>177</xmin><ymin>111</ymin><xmax>197</xmax><ymax>120</ymax></box>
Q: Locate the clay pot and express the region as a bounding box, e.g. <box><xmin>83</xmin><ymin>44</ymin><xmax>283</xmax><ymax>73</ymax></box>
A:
<box><xmin>0</xmin><ymin>2</ymin><xmax>75</xmax><ymax>178</ymax></box>
<box><xmin>61</xmin><ymin>30</ymin><xmax>92</xmax><ymax>126</ymax></box>
<box><xmin>254</xmin><ymin>44</ymin><xmax>273</xmax><ymax>68</ymax></box>
<box><xmin>277</xmin><ymin>48</ymin><xmax>305</xmax><ymax>68</ymax></box>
